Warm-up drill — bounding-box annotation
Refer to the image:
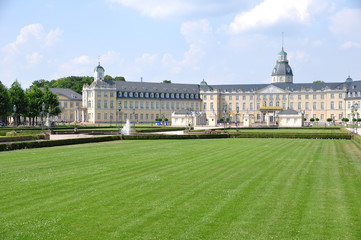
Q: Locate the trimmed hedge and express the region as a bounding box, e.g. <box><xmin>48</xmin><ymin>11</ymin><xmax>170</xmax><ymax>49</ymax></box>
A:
<box><xmin>0</xmin><ymin>136</ymin><xmax>120</xmax><ymax>151</ymax></box>
<box><xmin>136</xmin><ymin>127</ymin><xmax>186</xmax><ymax>133</ymax></box>
<box><xmin>0</xmin><ymin>134</ymin><xmax>47</xmax><ymax>143</ymax></box>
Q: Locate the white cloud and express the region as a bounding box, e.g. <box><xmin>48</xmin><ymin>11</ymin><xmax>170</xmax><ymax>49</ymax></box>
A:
<box><xmin>228</xmin><ymin>0</ymin><xmax>315</xmax><ymax>34</ymax></box>
<box><xmin>341</xmin><ymin>41</ymin><xmax>361</xmax><ymax>49</ymax></box>
<box><xmin>181</xmin><ymin>19</ymin><xmax>212</xmax><ymax>43</ymax></box>
<box><xmin>26</xmin><ymin>52</ymin><xmax>43</xmax><ymax>65</ymax></box>
<box><xmin>73</xmin><ymin>55</ymin><xmax>91</xmax><ymax>65</ymax></box>
<box><xmin>136</xmin><ymin>53</ymin><xmax>158</xmax><ymax>65</ymax></box>
<box><xmin>100</xmin><ymin>50</ymin><xmax>123</xmax><ymax>65</ymax></box>
<box><xmin>330</xmin><ymin>8</ymin><xmax>361</xmax><ymax>37</ymax></box>
<box><xmin>45</xmin><ymin>28</ymin><xmax>63</xmax><ymax>47</ymax></box>
<box><xmin>108</xmin><ymin>0</ymin><xmax>252</xmax><ymax>18</ymax></box>
<box><xmin>2</xmin><ymin>24</ymin><xmax>63</xmax><ymax>53</ymax></box>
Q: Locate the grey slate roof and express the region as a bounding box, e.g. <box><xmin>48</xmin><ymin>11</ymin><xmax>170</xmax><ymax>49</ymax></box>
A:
<box><xmin>49</xmin><ymin>88</ymin><xmax>82</xmax><ymax>100</ymax></box>
<box><xmin>201</xmin><ymin>81</ymin><xmax>361</xmax><ymax>93</ymax></box>
<box><xmin>272</xmin><ymin>61</ymin><xmax>293</xmax><ymax>76</ymax></box>
<box><xmin>110</xmin><ymin>81</ymin><xmax>200</xmax><ymax>94</ymax></box>
<box><xmin>278</xmin><ymin>109</ymin><xmax>300</xmax><ymax>115</ymax></box>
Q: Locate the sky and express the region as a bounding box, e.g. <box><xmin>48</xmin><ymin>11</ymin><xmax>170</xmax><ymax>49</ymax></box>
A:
<box><xmin>0</xmin><ymin>0</ymin><xmax>360</xmax><ymax>89</ymax></box>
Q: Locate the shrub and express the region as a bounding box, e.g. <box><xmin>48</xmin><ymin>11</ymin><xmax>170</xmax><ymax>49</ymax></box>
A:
<box><xmin>327</xmin><ymin>118</ymin><xmax>333</xmax><ymax>122</ymax></box>
<box><xmin>342</xmin><ymin>118</ymin><xmax>349</xmax><ymax>122</ymax></box>
<box><xmin>164</xmin><ymin>118</ymin><xmax>168</xmax><ymax>122</ymax></box>
<box><xmin>219</xmin><ymin>118</ymin><xmax>224</xmax><ymax>122</ymax></box>
<box><xmin>315</xmin><ymin>118</ymin><xmax>319</xmax><ymax>121</ymax></box>
<box><xmin>310</xmin><ymin>118</ymin><xmax>315</xmax><ymax>122</ymax></box>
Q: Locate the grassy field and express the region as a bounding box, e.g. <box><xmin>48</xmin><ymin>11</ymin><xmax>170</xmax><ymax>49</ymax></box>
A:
<box><xmin>1</xmin><ymin>139</ymin><xmax>361</xmax><ymax>239</ymax></box>
<box><xmin>233</xmin><ymin>128</ymin><xmax>344</xmax><ymax>133</ymax></box>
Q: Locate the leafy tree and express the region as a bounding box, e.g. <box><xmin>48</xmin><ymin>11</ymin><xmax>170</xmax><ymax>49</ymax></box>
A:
<box><xmin>313</xmin><ymin>80</ymin><xmax>325</xmax><ymax>83</ymax></box>
<box><xmin>164</xmin><ymin>118</ymin><xmax>168</xmax><ymax>122</ymax></box>
<box><xmin>315</xmin><ymin>118</ymin><xmax>319</xmax><ymax>121</ymax></box>
<box><xmin>104</xmin><ymin>75</ymin><xmax>113</xmax><ymax>81</ymax></box>
<box><xmin>8</xmin><ymin>80</ymin><xmax>27</xmax><ymax>125</ymax></box>
<box><xmin>25</xmin><ymin>86</ymin><xmax>44</xmax><ymax>125</ymax></box>
<box><xmin>43</xmin><ymin>87</ymin><xmax>61</xmax><ymax>117</ymax></box>
<box><xmin>219</xmin><ymin>118</ymin><xmax>224</xmax><ymax>122</ymax></box>
<box><xmin>114</xmin><ymin>76</ymin><xmax>125</xmax><ymax>81</ymax></box>
<box><xmin>310</xmin><ymin>118</ymin><xmax>315</xmax><ymax>122</ymax></box>
<box><xmin>326</xmin><ymin>118</ymin><xmax>332</xmax><ymax>122</ymax></box>
<box><xmin>0</xmin><ymin>81</ymin><xmax>11</xmax><ymax>124</ymax></box>
<box><xmin>163</xmin><ymin>80</ymin><xmax>171</xmax><ymax>83</ymax></box>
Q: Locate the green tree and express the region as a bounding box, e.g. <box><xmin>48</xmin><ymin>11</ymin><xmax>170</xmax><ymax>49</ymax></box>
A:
<box><xmin>25</xmin><ymin>86</ymin><xmax>44</xmax><ymax>125</ymax></box>
<box><xmin>113</xmin><ymin>76</ymin><xmax>126</xmax><ymax>81</ymax></box>
<box><xmin>163</xmin><ymin>80</ymin><xmax>171</xmax><ymax>83</ymax></box>
<box><xmin>104</xmin><ymin>75</ymin><xmax>113</xmax><ymax>81</ymax></box>
<box><xmin>42</xmin><ymin>87</ymin><xmax>61</xmax><ymax>118</ymax></box>
<box><xmin>0</xmin><ymin>81</ymin><xmax>11</xmax><ymax>124</ymax></box>
<box><xmin>8</xmin><ymin>80</ymin><xmax>28</xmax><ymax>125</ymax></box>
<box><xmin>313</xmin><ymin>80</ymin><xmax>325</xmax><ymax>83</ymax></box>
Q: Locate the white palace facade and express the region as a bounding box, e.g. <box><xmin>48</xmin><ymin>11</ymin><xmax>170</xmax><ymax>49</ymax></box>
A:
<box><xmin>75</xmin><ymin>47</ymin><xmax>360</xmax><ymax>125</ymax></box>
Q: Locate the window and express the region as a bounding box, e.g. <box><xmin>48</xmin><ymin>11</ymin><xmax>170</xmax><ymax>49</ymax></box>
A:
<box><xmin>203</xmin><ymin>95</ymin><xmax>207</xmax><ymax>100</ymax></box>
<box><xmin>97</xmin><ymin>92</ymin><xmax>101</xmax><ymax>97</ymax></box>
<box><xmin>70</xmin><ymin>102</ymin><xmax>74</xmax><ymax>108</ymax></box>
<box><xmin>321</xmin><ymin>102</ymin><xmax>324</xmax><ymax>110</ymax></box>
<box><xmin>124</xmin><ymin>101</ymin><xmax>128</xmax><ymax>109</ymax></box>
<box><xmin>290</xmin><ymin>102</ymin><xmax>294</xmax><ymax>109</ymax></box>
<box><xmin>236</xmin><ymin>96</ymin><xmax>239</xmax><ymax>100</ymax></box>
<box><xmin>331</xmin><ymin>93</ymin><xmax>334</xmax><ymax>99</ymax></box>
<box><xmin>250</xmin><ymin>95</ymin><xmax>253</xmax><ymax>100</ymax></box>
<box><xmin>88</xmin><ymin>100</ymin><xmax>91</xmax><ymax>107</ymax></box>
<box><xmin>229</xmin><ymin>103</ymin><xmax>232</xmax><ymax>110</ymax></box>
<box><xmin>104</xmin><ymin>100</ymin><xmax>108</xmax><ymax>108</ymax></box>
<box><xmin>298</xmin><ymin>95</ymin><xmax>301</xmax><ymax>100</ymax></box>
<box><xmin>210</xmin><ymin>102</ymin><xmax>214</xmax><ymax>110</ymax></box>
<box><xmin>222</xmin><ymin>96</ymin><xmax>225</xmax><ymax>100</ymax></box>
<box><xmin>140</xmin><ymin>101</ymin><xmax>144</xmax><ymax>109</ymax></box>
<box><xmin>171</xmin><ymin>102</ymin><xmax>175</xmax><ymax>110</ymax></box>
<box><xmin>135</xmin><ymin>101</ymin><xmax>138</xmax><ymax>109</ymax></box>
<box><xmin>305</xmin><ymin>94</ymin><xmax>309</xmax><ymax>100</ymax></box>
<box><xmin>313</xmin><ymin>94</ymin><xmax>317</xmax><ymax>99</ymax></box>
<box><xmin>321</xmin><ymin>94</ymin><xmax>324</xmax><ymax>99</ymax></box>
<box><xmin>64</xmin><ymin>102</ymin><xmax>68</xmax><ymax>108</ymax></box>
<box><xmin>290</xmin><ymin>95</ymin><xmax>294</xmax><ymax>100</ymax></box>
<box><xmin>145</xmin><ymin>101</ymin><xmax>149</xmax><ymax>109</ymax></box>
<box><xmin>257</xmin><ymin>103</ymin><xmax>260</xmax><ymax>109</ymax></box>
<box><xmin>298</xmin><ymin>102</ymin><xmax>302</xmax><ymax>110</ymax></box>
<box><xmin>161</xmin><ymin>102</ymin><xmax>164</xmax><ymax>109</ymax></box>
<box><xmin>156</xmin><ymin>102</ymin><xmax>159</xmax><ymax>109</ymax></box>
<box><xmin>321</xmin><ymin>114</ymin><xmax>324</xmax><ymax>120</ymax></box>
<box><xmin>97</xmin><ymin>100</ymin><xmax>101</xmax><ymax>108</ymax></box>
<box><xmin>110</xmin><ymin>92</ymin><xmax>114</xmax><ymax>97</ymax></box>
<box><xmin>242</xmin><ymin>103</ymin><xmax>246</xmax><ymax>110</ymax></box>
<box><xmin>269</xmin><ymin>101</ymin><xmax>273</xmax><ymax>107</ymax></box>
<box><xmin>129</xmin><ymin>101</ymin><xmax>133</xmax><ymax>108</ymax></box>
<box><xmin>176</xmin><ymin>102</ymin><xmax>179</xmax><ymax>110</ymax></box>
<box><xmin>339</xmin><ymin>93</ymin><xmax>343</xmax><ymax>98</ymax></box>
<box><xmin>110</xmin><ymin>113</ymin><xmax>113</xmax><ymax>120</ymax></box>
<box><xmin>338</xmin><ymin>101</ymin><xmax>342</xmax><ymax>109</ymax></box>
<box><xmin>282</xmin><ymin>102</ymin><xmax>286</xmax><ymax>109</ymax></box>
<box><xmin>339</xmin><ymin>114</ymin><xmax>343</xmax><ymax>120</ymax></box>
<box><xmin>229</xmin><ymin>96</ymin><xmax>232</xmax><ymax>100</ymax></box>
<box><xmin>313</xmin><ymin>102</ymin><xmax>317</xmax><ymax>110</ymax></box>
<box><xmin>305</xmin><ymin>102</ymin><xmax>309</xmax><ymax>109</ymax></box>
<box><xmin>104</xmin><ymin>92</ymin><xmax>108</xmax><ymax>97</ymax></box>
<box><xmin>97</xmin><ymin>113</ymin><xmax>101</xmax><ymax>120</ymax></box>
<box><xmin>242</xmin><ymin>96</ymin><xmax>246</xmax><ymax>100</ymax></box>
<box><xmin>330</xmin><ymin>101</ymin><xmax>334</xmax><ymax>109</ymax></box>
<box><xmin>166</xmin><ymin>102</ymin><xmax>170</xmax><ymax>110</ymax></box>
<box><xmin>250</xmin><ymin>102</ymin><xmax>253</xmax><ymax>110</ymax></box>
<box><xmin>110</xmin><ymin>100</ymin><xmax>114</xmax><ymax>109</ymax></box>
<box><xmin>203</xmin><ymin>102</ymin><xmax>207</xmax><ymax>110</ymax></box>
<box><xmin>151</xmin><ymin>102</ymin><xmax>154</xmax><ymax>109</ymax></box>
<box><xmin>210</xmin><ymin>95</ymin><xmax>214</xmax><ymax>100</ymax></box>
<box><xmin>276</xmin><ymin>101</ymin><xmax>280</xmax><ymax>107</ymax></box>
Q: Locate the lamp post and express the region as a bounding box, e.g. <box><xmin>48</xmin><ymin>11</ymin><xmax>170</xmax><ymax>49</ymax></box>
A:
<box><xmin>133</xmin><ymin>108</ymin><xmax>135</xmax><ymax>130</ymax></box>
<box><xmin>48</xmin><ymin>106</ymin><xmax>51</xmax><ymax>129</ymax></box>
<box><xmin>118</xmin><ymin>101</ymin><xmax>122</xmax><ymax>134</ymax></box>
<box><xmin>13</xmin><ymin>105</ymin><xmax>16</xmax><ymax>132</ymax></box>
<box><xmin>41</xmin><ymin>102</ymin><xmax>45</xmax><ymax>133</ymax></box>
<box><xmin>351</xmin><ymin>103</ymin><xmax>358</xmax><ymax>134</ymax></box>
<box><xmin>223</xmin><ymin>104</ymin><xmax>227</xmax><ymax>132</ymax></box>
<box><xmin>236</xmin><ymin>106</ymin><xmax>239</xmax><ymax>132</ymax></box>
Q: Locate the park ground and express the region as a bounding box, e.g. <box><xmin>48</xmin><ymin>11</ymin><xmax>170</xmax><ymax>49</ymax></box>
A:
<box><xmin>1</xmin><ymin>138</ymin><xmax>361</xmax><ymax>239</ymax></box>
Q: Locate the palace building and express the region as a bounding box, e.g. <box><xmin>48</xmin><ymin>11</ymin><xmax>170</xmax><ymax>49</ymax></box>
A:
<box><xmin>75</xmin><ymin>47</ymin><xmax>361</xmax><ymax>125</ymax></box>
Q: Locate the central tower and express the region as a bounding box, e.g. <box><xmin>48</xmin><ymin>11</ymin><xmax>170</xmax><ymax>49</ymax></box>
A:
<box><xmin>271</xmin><ymin>37</ymin><xmax>293</xmax><ymax>83</ymax></box>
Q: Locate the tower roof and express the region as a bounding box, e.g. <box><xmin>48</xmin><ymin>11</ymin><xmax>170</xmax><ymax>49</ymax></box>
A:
<box><xmin>346</xmin><ymin>75</ymin><xmax>353</xmax><ymax>82</ymax></box>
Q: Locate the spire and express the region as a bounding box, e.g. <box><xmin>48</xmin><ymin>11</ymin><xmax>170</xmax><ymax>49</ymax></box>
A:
<box><xmin>282</xmin><ymin>32</ymin><xmax>284</xmax><ymax>51</ymax></box>
<box><xmin>98</xmin><ymin>55</ymin><xmax>101</xmax><ymax>66</ymax></box>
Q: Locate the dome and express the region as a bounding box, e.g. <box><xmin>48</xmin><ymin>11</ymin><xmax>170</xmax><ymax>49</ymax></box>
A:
<box><xmin>345</xmin><ymin>75</ymin><xmax>353</xmax><ymax>82</ymax></box>
<box><xmin>272</xmin><ymin>62</ymin><xmax>293</xmax><ymax>76</ymax></box>
<box><xmin>94</xmin><ymin>64</ymin><xmax>104</xmax><ymax>72</ymax></box>
<box><xmin>200</xmin><ymin>79</ymin><xmax>208</xmax><ymax>86</ymax></box>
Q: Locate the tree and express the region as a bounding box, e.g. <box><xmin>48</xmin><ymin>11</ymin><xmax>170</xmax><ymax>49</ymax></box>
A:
<box><xmin>114</xmin><ymin>76</ymin><xmax>126</xmax><ymax>81</ymax></box>
<box><xmin>25</xmin><ymin>86</ymin><xmax>44</xmax><ymax>125</ymax></box>
<box><xmin>8</xmin><ymin>80</ymin><xmax>27</xmax><ymax>125</ymax></box>
<box><xmin>164</xmin><ymin>118</ymin><xmax>168</xmax><ymax>122</ymax></box>
<box><xmin>163</xmin><ymin>80</ymin><xmax>171</xmax><ymax>83</ymax></box>
<box><xmin>313</xmin><ymin>80</ymin><xmax>325</xmax><ymax>83</ymax></box>
<box><xmin>42</xmin><ymin>87</ymin><xmax>61</xmax><ymax>118</ymax></box>
<box><xmin>326</xmin><ymin>118</ymin><xmax>332</xmax><ymax>122</ymax></box>
<box><xmin>0</xmin><ymin>81</ymin><xmax>11</xmax><ymax>124</ymax></box>
<box><xmin>315</xmin><ymin>118</ymin><xmax>319</xmax><ymax>122</ymax></box>
<box><xmin>104</xmin><ymin>75</ymin><xmax>113</xmax><ymax>81</ymax></box>
<box><xmin>310</xmin><ymin>118</ymin><xmax>315</xmax><ymax>122</ymax></box>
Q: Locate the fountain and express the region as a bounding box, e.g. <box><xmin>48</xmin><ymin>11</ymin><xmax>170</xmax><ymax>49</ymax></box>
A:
<box><xmin>120</xmin><ymin>119</ymin><xmax>131</xmax><ymax>135</ymax></box>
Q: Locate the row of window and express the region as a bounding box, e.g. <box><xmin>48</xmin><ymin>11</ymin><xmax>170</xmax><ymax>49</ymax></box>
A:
<box><xmin>348</xmin><ymin>92</ymin><xmax>361</xmax><ymax>98</ymax></box>
<box><xmin>204</xmin><ymin>93</ymin><xmax>345</xmax><ymax>101</ymax></box>
<box><xmin>203</xmin><ymin>101</ymin><xmax>344</xmax><ymax>111</ymax></box>
<box><xmin>119</xmin><ymin>91</ymin><xmax>199</xmax><ymax>100</ymax></box>
<box><xmin>88</xmin><ymin>113</ymin><xmax>169</xmax><ymax>121</ymax></box>
<box><xmin>59</xmin><ymin>101</ymin><xmax>80</xmax><ymax>108</ymax></box>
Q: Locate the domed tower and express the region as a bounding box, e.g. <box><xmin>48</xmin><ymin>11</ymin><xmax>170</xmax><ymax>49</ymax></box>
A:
<box><xmin>345</xmin><ymin>75</ymin><xmax>353</xmax><ymax>83</ymax></box>
<box><xmin>94</xmin><ymin>62</ymin><xmax>105</xmax><ymax>82</ymax></box>
<box><xmin>271</xmin><ymin>46</ymin><xmax>293</xmax><ymax>83</ymax></box>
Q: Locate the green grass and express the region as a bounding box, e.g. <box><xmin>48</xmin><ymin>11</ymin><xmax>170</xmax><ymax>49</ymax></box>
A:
<box><xmin>234</xmin><ymin>128</ymin><xmax>343</xmax><ymax>133</ymax></box>
<box><xmin>1</xmin><ymin>139</ymin><xmax>361</xmax><ymax>239</ymax></box>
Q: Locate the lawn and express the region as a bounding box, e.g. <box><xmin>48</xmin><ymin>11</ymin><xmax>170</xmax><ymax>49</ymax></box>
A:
<box><xmin>231</xmin><ymin>128</ymin><xmax>344</xmax><ymax>133</ymax></box>
<box><xmin>0</xmin><ymin>138</ymin><xmax>361</xmax><ymax>239</ymax></box>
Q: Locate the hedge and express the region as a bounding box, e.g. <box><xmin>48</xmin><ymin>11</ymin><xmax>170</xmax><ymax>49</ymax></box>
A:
<box><xmin>0</xmin><ymin>134</ymin><xmax>47</xmax><ymax>143</ymax></box>
<box><xmin>0</xmin><ymin>136</ymin><xmax>120</xmax><ymax>152</ymax></box>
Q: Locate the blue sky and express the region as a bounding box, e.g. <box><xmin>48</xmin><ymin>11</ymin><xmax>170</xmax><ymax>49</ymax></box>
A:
<box><xmin>0</xmin><ymin>0</ymin><xmax>360</xmax><ymax>89</ymax></box>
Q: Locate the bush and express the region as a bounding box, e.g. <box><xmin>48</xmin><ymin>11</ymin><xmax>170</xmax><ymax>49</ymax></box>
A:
<box><xmin>315</xmin><ymin>118</ymin><xmax>319</xmax><ymax>121</ymax></box>
<box><xmin>0</xmin><ymin>136</ymin><xmax>120</xmax><ymax>151</ymax></box>
<box><xmin>310</xmin><ymin>118</ymin><xmax>315</xmax><ymax>122</ymax></box>
<box><xmin>342</xmin><ymin>118</ymin><xmax>349</xmax><ymax>122</ymax></box>
<box><xmin>327</xmin><ymin>118</ymin><xmax>333</xmax><ymax>122</ymax></box>
<box><xmin>0</xmin><ymin>134</ymin><xmax>46</xmax><ymax>143</ymax></box>
<box><xmin>164</xmin><ymin>118</ymin><xmax>168</xmax><ymax>122</ymax></box>
<box><xmin>219</xmin><ymin>118</ymin><xmax>224</xmax><ymax>122</ymax></box>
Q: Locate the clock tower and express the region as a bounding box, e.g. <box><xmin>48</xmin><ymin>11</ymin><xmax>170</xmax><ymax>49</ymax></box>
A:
<box><xmin>271</xmin><ymin>47</ymin><xmax>293</xmax><ymax>84</ymax></box>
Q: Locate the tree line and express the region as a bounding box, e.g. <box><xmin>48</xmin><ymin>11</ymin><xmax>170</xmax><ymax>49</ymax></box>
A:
<box><xmin>32</xmin><ymin>75</ymin><xmax>125</xmax><ymax>94</ymax></box>
<box><xmin>0</xmin><ymin>80</ymin><xmax>60</xmax><ymax>126</ymax></box>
